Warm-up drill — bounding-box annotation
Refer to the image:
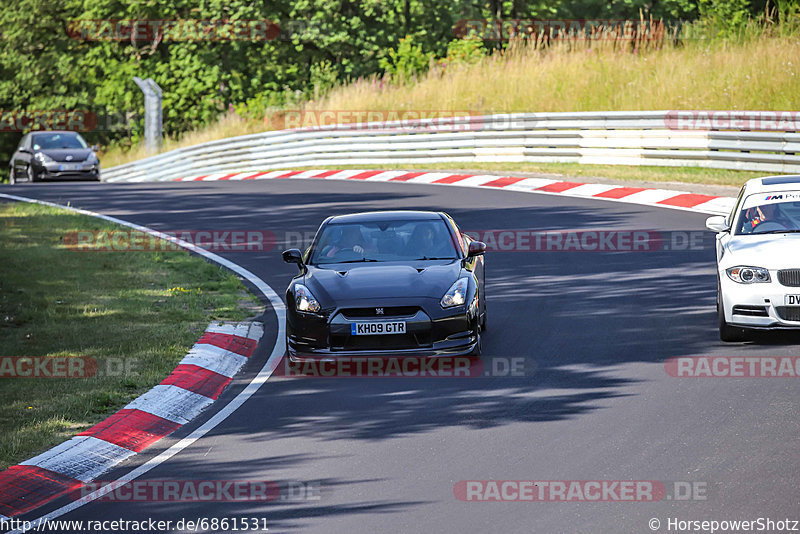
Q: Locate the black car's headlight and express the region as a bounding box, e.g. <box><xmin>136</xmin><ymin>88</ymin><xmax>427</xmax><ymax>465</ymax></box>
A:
<box><xmin>726</xmin><ymin>266</ymin><xmax>771</xmax><ymax>284</ymax></box>
<box><xmin>440</xmin><ymin>277</ymin><xmax>468</xmax><ymax>308</ymax></box>
<box><xmin>34</xmin><ymin>152</ymin><xmax>55</xmax><ymax>164</ymax></box>
<box><xmin>85</xmin><ymin>153</ymin><xmax>99</xmax><ymax>165</ymax></box>
<box><xmin>294</xmin><ymin>284</ymin><xmax>321</xmax><ymax>313</ymax></box>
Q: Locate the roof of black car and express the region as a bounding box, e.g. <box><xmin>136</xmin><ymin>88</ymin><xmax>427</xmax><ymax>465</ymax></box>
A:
<box><xmin>327</xmin><ymin>211</ymin><xmax>442</xmax><ymax>223</ymax></box>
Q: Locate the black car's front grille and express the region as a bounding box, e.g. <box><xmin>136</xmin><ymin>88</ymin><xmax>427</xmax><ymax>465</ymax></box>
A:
<box><xmin>778</xmin><ymin>269</ymin><xmax>800</xmax><ymax>287</ymax></box>
<box><xmin>331</xmin><ymin>332</ymin><xmax>432</xmax><ymax>351</ymax></box>
<box><xmin>776</xmin><ymin>307</ymin><xmax>800</xmax><ymax>321</ymax></box>
<box><xmin>732</xmin><ymin>305</ymin><xmax>769</xmax><ymax>317</ymax></box>
<box><xmin>341</xmin><ymin>306</ymin><xmax>420</xmax><ymax>319</ymax></box>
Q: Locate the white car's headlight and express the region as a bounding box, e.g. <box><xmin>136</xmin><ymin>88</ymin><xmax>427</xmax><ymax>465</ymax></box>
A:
<box><xmin>34</xmin><ymin>152</ymin><xmax>54</xmax><ymax>164</ymax></box>
<box><xmin>294</xmin><ymin>284</ymin><xmax>321</xmax><ymax>313</ymax></box>
<box><xmin>726</xmin><ymin>266</ymin><xmax>771</xmax><ymax>284</ymax></box>
<box><xmin>441</xmin><ymin>277</ymin><xmax>468</xmax><ymax>308</ymax></box>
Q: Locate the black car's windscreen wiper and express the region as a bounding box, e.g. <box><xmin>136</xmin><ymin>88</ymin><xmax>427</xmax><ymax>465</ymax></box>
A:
<box><xmin>413</xmin><ymin>256</ymin><xmax>457</xmax><ymax>260</ymax></box>
<box><xmin>334</xmin><ymin>258</ymin><xmax>379</xmax><ymax>263</ymax></box>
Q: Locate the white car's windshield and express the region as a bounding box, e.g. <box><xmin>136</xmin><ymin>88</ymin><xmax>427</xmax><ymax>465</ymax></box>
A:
<box><xmin>736</xmin><ymin>191</ymin><xmax>800</xmax><ymax>235</ymax></box>
<box><xmin>310</xmin><ymin>219</ymin><xmax>459</xmax><ymax>264</ymax></box>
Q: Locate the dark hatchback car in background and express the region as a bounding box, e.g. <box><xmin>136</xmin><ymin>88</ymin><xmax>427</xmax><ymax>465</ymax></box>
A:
<box><xmin>282</xmin><ymin>210</ymin><xmax>487</xmax><ymax>361</ymax></box>
<box><xmin>8</xmin><ymin>130</ymin><xmax>100</xmax><ymax>184</ymax></box>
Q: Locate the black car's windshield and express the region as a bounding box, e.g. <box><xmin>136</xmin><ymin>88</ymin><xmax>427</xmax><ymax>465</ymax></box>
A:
<box><xmin>31</xmin><ymin>132</ymin><xmax>88</xmax><ymax>150</ymax></box>
<box><xmin>310</xmin><ymin>219</ymin><xmax>459</xmax><ymax>264</ymax></box>
<box><xmin>735</xmin><ymin>192</ymin><xmax>800</xmax><ymax>235</ymax></box>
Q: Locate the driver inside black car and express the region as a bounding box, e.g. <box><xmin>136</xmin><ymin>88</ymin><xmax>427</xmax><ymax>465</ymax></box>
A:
<box><xmin>404</xmin><ymin>222</ymin><xmax>456</xmax><ymax>258</ymax></box>
<box><xmin>320</xmin><ymin>225</ymin><xmax>374</xmax><ymax>258</ymax></box>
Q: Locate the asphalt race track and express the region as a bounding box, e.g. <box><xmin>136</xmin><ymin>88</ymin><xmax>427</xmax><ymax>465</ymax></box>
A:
<box><xmin>1</xmin><ymin>179</ymin><xmax>798</xmax><ymax>533</ymax></box>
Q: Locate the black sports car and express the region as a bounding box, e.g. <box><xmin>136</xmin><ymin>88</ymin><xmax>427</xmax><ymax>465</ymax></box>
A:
<box><xmin>282</xmin><ymin>211</ymin><xmax>487</xmax><ymax>361</ymax></box>
<box><xmin>8</xmin><ymin>130</ymin><xmax>100</xmax><ymax>184</ymax></box>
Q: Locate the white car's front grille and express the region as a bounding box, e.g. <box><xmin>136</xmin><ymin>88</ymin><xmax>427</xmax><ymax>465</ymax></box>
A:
<box><xmin>777</xmin><ymin>269</ymin><xmax>800</xmax><ymax>287</ymax></box>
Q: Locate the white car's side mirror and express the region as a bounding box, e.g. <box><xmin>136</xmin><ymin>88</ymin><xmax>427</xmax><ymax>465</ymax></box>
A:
<box><xmin>706</xmin><ymin>215</ymin><xmax>730</xmax><ymax>233</ymax></box>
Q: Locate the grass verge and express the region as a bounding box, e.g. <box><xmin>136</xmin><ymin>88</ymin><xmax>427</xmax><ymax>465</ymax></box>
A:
<box><xmin>0</xmin><ymin>202</ymin><xmax>261</xmax><ymax>470</ymax></box>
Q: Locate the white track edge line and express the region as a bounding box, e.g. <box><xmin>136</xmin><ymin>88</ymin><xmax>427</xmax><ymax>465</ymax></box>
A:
<box><xmin>0</xmin><ymin>193</ymin><xmax>285</xmax><ymax>532</ymax></box>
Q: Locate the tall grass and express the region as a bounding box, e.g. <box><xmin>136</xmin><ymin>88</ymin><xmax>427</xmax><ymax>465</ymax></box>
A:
<box><xmin>316</xmin><ymin>34</ymin><xmax>799</xmax><ymax>114</ymax></box>
<box><xmin>101</xmin><ymin>15</ymin><xmax>800</xmax><ymax>167</ymax></box>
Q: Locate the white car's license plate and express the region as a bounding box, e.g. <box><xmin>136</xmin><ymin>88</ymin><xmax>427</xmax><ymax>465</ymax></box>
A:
<box><xmin>59</xmin><ymin>163</ymin><xmax>83</xmax><ymax>171</ymax></box>
<box><xmin>350</xmin><ymin>322</ymin><xmax>406</xmax><ymax>335</ymax></box>
<box><xmin>785</xmin><ymin>295</ymin><xmax>800</xmax><ymax>305</ymax></box>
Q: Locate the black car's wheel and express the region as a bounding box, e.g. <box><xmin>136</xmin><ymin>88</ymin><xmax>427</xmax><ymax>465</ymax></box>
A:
<box><xmin>8</xmin><ymin>167</ymin><xmax>15</xmax><ymax>185</ymax></box>
<box><xmin>480</xmin><ymin>307</ymin><xmax>487</xmax><ymax>332</ymax></box>
<box><xmin>470</xmin><ymin>318</ymin><xmax>483</xmax><ymax>357</ymax></box>
<box><xmin>27</xmin><ymin>165</ymin><xmax>38</xmax><ymax>183</ymax></box>
<box><xmin>718</xmin><ymin>280</ymin><xmax>748</xmax><ymax>342</ymax></box>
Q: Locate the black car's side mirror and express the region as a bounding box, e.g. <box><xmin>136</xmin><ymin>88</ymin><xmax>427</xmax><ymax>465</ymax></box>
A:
<box><xmin>467</xmin><ymin>241</ymin><xmax>487</xmax><ymax>257</ymax></box>
<box><xmin>282</xmin><ymin>248</ymin><xmax>303</xmax><ymax>265</ymax></box>
<box><xmin>91</xmin><ymin>144</ymin><xmax>99</xmax><ymax>151</ymax></box>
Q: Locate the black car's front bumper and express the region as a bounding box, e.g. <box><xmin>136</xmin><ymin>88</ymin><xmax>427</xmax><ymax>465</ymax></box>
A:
<box><xmin>286</xmin><ymin>299</ymin><xmax>479</xmax><ymax>362</ymax></box>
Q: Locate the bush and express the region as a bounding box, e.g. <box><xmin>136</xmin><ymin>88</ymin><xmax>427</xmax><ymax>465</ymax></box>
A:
<box><xmin>379</xmin><ymin>36</ymin><xmax>434</xmax><ymax>83</ymax></box>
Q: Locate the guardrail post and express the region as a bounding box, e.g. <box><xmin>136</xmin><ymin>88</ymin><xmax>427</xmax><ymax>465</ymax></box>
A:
<box><xmin>133</xmin><ymin>77</ymin><xmax>163</xmax><ymax>155</ymax></box>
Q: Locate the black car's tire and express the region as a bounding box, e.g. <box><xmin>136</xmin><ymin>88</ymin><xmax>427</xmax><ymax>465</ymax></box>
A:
<box><xmin>480</xmin><ymin>308</ymin><xmax>487</xmax><ymax>332</ymax></box>
<box><xmin>8</xmin><ymin>167</ymin><xmax>15</xmax><ymax>185</ymax></box>
<box><xmin>27</xmin><ymin>165</ymin><xmax>38</xmax><ymax>183</ymax></box>
<box><xmin>470</xmin><ymin>319</ymin><xmax>483</xmax><ymax>357</ymax></box>
<box><xmin>718</xmin><ymin>280</ymin><xmax>748</xmax><ymax>342</ymax></box>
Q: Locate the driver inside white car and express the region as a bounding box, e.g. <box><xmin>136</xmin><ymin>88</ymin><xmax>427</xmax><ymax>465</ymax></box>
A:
<box><xmin>740</xmin><ymin>202</ymin><xmax>793</xmax><ymax>233</ymax></box>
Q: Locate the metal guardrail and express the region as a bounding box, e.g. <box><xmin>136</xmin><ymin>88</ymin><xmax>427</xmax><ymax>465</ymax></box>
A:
<box><xmin>102</xmin><ymin>111</ymin><xmax>800</xmax><ymax>182</ymax></box>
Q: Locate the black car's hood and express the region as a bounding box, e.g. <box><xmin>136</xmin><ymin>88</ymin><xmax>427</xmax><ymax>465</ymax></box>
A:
<box><xmin>305</xmin><ymin>261</ymin><xmax>463</xmax><ymax>302</ymax></box>
<box><xmin>38</xmin><ymin>149</ymin><xmax>92</xmax><ymax>162</ymax></box>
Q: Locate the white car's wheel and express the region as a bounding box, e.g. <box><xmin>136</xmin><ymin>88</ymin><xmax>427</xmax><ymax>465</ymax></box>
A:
<box><xmin>718</xmin><ymin>280</ymin><xmax>748</xmax><ymax>342</ymax></box>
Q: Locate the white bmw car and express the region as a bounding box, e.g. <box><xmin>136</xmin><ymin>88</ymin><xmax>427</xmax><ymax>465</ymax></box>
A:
<box><xmin>707</xmin><ymin>175</ymin><xmax>800</xmax><ymax>341</ymax></box>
